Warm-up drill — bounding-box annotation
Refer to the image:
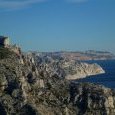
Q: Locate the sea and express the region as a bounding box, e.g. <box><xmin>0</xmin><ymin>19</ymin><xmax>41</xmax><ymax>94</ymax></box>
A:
<box><xmin>76</xmin><ymin>60</ymin><xmax>115</xmax><ymax>89</ymax></box>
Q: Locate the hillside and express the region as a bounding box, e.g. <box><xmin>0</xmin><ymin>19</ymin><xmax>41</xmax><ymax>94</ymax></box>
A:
<box><xmin>34</xmin><ymin>50</ymin><xmax>115</xmax><ymax>61</ymax></box>
<box><xmin>0</xmin><ymin>47</ymin><xmax>115</xmax><ymax>115</ymax></box>
<box><xmin>28</xmin><ymin>52</ymin><xmax>105</xmax><ymax>80</ymax></box>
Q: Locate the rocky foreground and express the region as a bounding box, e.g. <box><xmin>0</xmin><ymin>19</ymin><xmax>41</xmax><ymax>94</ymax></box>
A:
<box><xmin>0</xmin><ymin>48</ymin><xmax>115</xmax><ymax>115</ymax></box>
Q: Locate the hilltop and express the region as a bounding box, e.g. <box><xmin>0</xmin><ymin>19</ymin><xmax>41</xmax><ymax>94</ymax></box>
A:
<box><xmin>33</xmin><ymin>50</ymin><xmax>115</xmax><ymax>61</ymax></box>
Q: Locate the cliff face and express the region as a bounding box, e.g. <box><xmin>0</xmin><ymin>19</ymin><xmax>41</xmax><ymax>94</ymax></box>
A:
<box><xmin>0</xmin><ymin>48</ymin><xmax>114</xmax><ymax>115</ymax></box>
<box><xmin>62</xmin><ymin>62</ymin><xmax>104</xmax><ymax>80</ymax></box>
<box><xmin>30</xmin><ymin>52</ymin><xmax>105</xmax><ymax>80</ymax></box>
<box><xmin>70</xmin><ymin>82</ymin><xmax>115</xmax><ymax>115</ymax></box>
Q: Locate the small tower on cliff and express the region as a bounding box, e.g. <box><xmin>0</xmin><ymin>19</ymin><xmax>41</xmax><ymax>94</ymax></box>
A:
<box><xmin>0</xmin><ymin>36</ymin><xmax>10</xmax><ymax>47</ymax></box>
<box><xmin>0</xmin><ymin>36</ymin><xmax>21</xmax><ymax>55</ymax></box>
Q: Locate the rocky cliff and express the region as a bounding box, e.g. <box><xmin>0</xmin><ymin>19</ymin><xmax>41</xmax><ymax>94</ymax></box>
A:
<box><xmin>0</xmin><ymin>47</ymin><xmax>114</xmax><ymax>115</ymax></box>
<box><xmin>29</xmin><ymin>52</ymin><xmax>105</xmax><ymax>80</ymax></box>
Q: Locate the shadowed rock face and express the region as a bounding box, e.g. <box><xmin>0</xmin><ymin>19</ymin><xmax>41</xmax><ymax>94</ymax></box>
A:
<box><xmin>0</xmin><ymin>48</ymin><xmax>114</xmax><ymax>115</ymax></box>
<box><xmin>69</xmin><ymin>82</ymin><xmax>115</xmax><ymax>115</ymax></box>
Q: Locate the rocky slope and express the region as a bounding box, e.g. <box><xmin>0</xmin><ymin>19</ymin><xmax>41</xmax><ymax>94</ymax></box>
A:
<box><xmin>0</xmin><ymin>48</ymin><xmax>114</xmax><ymax>115</ymax></box>
<box><xmin>28</xmin><ymin>52</ymin><xmax>105</xmax><ymax>80</ymax></box>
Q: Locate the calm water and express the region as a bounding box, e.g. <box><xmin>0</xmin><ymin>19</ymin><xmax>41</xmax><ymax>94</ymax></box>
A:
<box><xmin>77</xmin><ymin>60</ymin><xmax>115</xmax><ymax>89</ymax></box>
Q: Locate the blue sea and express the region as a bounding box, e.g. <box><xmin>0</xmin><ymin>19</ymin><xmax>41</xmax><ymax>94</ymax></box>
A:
<box><xmin>76</xmin><ymin>60</ymin><xmax>115</xmax><ymax>89</ymax></box>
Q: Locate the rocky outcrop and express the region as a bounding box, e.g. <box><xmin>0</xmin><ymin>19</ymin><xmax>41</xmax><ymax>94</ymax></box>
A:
<box><xmin>69</xmin><ymin>82</ymin><xmax>115</xmax><ymax>115</ymax></box>
<box><xmin>0</xmin><ymin>48</ymin><xmax>114</xmax><ymax>115</ymax></box>
<box><xmin>62</xmin><ymin>61</ymin><xmax>105</xmax><ymax>80</ymax></box>
<box><xmin>30</xmin><ymin>52</ymin><xmax>105</xmax><ymax>80</ymax></box>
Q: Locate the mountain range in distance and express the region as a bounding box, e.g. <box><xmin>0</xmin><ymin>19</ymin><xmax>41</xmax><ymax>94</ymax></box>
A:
<box><xmin>30</xmin><ymin>50</ymin><xmax>115</xmax><ymax>61</ymax></box>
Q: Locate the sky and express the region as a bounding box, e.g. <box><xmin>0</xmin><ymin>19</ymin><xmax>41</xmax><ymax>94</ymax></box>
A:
<box><xmin>0</xmin><ymin>0</ymin><xmax>115</xmax><ymax>53</ymax></box>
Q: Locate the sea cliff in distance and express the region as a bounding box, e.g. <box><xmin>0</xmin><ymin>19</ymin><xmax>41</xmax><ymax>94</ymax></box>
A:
<box><xmin>32</xmin><ymin>50</ymin><xmax>115</xmax><ymax>61</ymax></box>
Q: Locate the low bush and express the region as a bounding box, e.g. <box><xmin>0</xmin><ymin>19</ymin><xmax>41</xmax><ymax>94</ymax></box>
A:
<box><xmin>0</xmin><ymin>47</ymin><xmax>12</xmax><ymax>59</ymax></box>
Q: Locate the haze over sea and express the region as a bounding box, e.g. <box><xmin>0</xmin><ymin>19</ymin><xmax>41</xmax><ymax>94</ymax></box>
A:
<box><xmin>77</xmin><ymin>60</ymin><xmax>115</xmax><ymax>89</ymax></box>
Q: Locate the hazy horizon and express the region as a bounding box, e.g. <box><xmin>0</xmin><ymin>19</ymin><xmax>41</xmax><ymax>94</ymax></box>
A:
<box><xmin>0</xmin><ymin>0</ymin><xmax>115</xmax><ymax>53</ymax></box>
<box><xmin>26</xmin><ymin>50</ymin><xmax>115</xmax><ymax>56</ymax></box>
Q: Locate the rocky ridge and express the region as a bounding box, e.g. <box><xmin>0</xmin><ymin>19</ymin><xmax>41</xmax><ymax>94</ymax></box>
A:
<box><xmin>0</xmin><ymin>47</ymin><xmax>114</xmax><ymax>115</ymax></box>
<box><xmin>29</xmin><ymin>52</ymin><xmax>105</xmax><ymax>80</ymax></box>
<box><xmin>34</xmin><ymin>50</ymin><xmax>115</xmax><ymax>61</ymax></box>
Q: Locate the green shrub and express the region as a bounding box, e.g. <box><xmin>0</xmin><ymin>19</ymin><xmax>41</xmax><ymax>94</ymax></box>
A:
<box><xmin>0</xmin><ymin>47</ymin><xmax>12</xmax><ymax>59</ymax></box>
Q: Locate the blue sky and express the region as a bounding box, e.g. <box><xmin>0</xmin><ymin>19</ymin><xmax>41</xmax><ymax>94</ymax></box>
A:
<box><xmin>0</xmin><ymin>0</ymin><xmax>115</xmax><ymax>53</ymax></box>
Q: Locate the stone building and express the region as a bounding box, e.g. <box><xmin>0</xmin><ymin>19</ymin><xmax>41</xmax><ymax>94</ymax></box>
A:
<box><xmin>0</xmin><ymin>36</ymin><xmax>10</xmax><ymax>47</ymax></box>
<box><xmin>0</xmin><ymin>36</ymin><xmax>21</xmax><ymax>56</ymax></box>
